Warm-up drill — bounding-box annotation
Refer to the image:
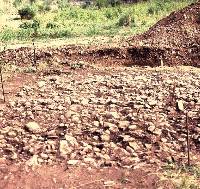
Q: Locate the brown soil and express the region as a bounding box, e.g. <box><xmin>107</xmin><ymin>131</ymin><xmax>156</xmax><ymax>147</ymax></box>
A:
<box><xmin>0</xmin><ymin>160</ymin><xmax>172</xmax><ymax>189</ymax></box>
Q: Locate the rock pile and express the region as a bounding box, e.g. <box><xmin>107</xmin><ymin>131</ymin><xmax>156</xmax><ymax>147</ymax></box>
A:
<box><xmin>0</xmin><ymin>67</ymin><xmax>199</xmax><ymax>168</ymax></box>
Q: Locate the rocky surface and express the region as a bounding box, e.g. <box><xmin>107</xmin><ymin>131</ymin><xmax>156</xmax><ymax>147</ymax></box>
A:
<box><xmin>0</xmin><ymin>66</ymin><xmax>199</xmax><ymax>168</ymax></box>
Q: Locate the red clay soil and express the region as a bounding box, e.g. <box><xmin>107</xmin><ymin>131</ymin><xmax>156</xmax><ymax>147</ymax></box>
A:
<box><xmin>0</xmin><ymin>160</ymin><xmax>173</xmax><ymax>189</ymax></box>
<box><xmin>127</xmin><ymin>1</ymin><xmax>200</xmax><ymax>67</ymax></box>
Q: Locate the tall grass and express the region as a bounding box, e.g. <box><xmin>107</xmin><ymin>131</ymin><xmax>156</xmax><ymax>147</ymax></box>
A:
<box><xmin>0</xmin><ymin>0</ymin><xmax>197</xmax><ymax>42</ymax></box>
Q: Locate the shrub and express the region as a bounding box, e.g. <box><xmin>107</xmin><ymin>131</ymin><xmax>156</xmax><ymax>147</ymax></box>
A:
<box><xmin>37</xmin><ymin>4</ymin><xmax>51</xmax><ymax>12</ymax></box>
<box><xmin>95</xmin><ymin>0</ymin><xmax>121</xmax><ymax>8</ymax></box>
<box><xmin>95</xmin><ymin>0</ymin><xmax>109</xmax><ymax>9</ymax></box>
<box><xmin>19</xmin><ymin>20</ymin><xmax>40</xmax><ymax>30</ymax></box>
<box><xmin>147</xmin><ymin>0</ymin><xmax>165</xmax><ymax>15</ymax></box>
<box><xmin>118</xmin><ymin>13</ymin><xmax>134</xmax><ymax>27</ymax></box>
<box><xmin>19</xmin><ymin>21</ymin><xmax>33</xmax><ymax>29</ymax></box>
<box><xmin>104</xmin><ymin>8</ymin><xmax>121</xmax><ymax>19</ymax></box>
<box><xmin>46</xmin><ymin>22</ymin><xmax>59</xmax><ymax>29</ymax></box>
<box><xmin>18</xmin><ymin>6</ymin><xmax>36</xmax><ymax>20</ymax></box>
<box><xmin>57</xmin><ymin>0</ymin><xmax>69</xmax><ymax>9</ymax></box>
<box><xmin>109</xmin><ymin>0</ymin><xmax>121</xmax><ymax>7</ymax></box>
<box><xmin>105</xmin><ymin>10</ymin><xmax>113</xmax><ymax>19</ymax></box>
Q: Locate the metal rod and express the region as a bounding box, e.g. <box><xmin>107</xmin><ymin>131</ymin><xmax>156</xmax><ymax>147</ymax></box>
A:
<box><xmin>186</xmin><ymin>112</ymin><xmax>190</xmax><ymax>166</ymax></box>
<box><xmin>0</xmin><ymin>66</ymin><xmax>5</xmax><ymax>102</ymax></box>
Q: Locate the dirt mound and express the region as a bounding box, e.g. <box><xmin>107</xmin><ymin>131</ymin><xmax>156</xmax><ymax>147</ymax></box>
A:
<box><xmin>128</xmin><ymin>1</ymin><xmax>200</xmax><ymax>67</ymax></box>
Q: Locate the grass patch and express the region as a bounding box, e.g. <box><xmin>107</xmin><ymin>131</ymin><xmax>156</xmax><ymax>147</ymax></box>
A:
<box><xmin>0</xmin><ymin>0</ymin><xmax>197</xmax><ymax>43</ymax></box>
<box><xmin>161</xmin><ymin>163</ymin><xmax>200</xmax><ymax>189</ymax></box>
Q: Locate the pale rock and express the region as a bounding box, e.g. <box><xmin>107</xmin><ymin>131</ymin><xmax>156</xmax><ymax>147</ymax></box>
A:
<box><xmin>7</xmin><ymin>131</ymin><xmax>17</xmax><ymax>138</ymax></box>
<box><xmin>25</xmin><ymin>122</ymin><xmax>41</xmax><ymax>134</ymax></box>
<box><xmin>104</xmin><ymin>181</ymin><xmax>115</xmax><ymax>187</ymax></box>
<box><xmin>26</xmin><ymin>155</ymin><xmax>39</xmax><ymax>167</ymax></box>
<box><xmin>59</xmin><ymin>140</ymin><xmax>72</xmax><ymax>155</ymax></box>
<box><xmin>106</xmin><ymin>111</ymin><xmax>120</xmax><ymax>119</ymax></box>
<box><xmin>148</xmin><ymin>124</ymin><xmax>156</xmax><ymax>133</ymax></box>
<box><xmin>67</xmin><ymin>160</ymin><xmax>79</xmax><ymax>165</ymax></box>
<box><xmin>93</xmin><ymin>121</ymin><xmax>100</xmax><ymax>127</ymax></box>
<box><xmin>129</xmin><ymin>142</ymin><xmax>140</xmax><ymax>150</ymax></box>
<box><xmin>128</xmin><ymin>125</ymin><xmax>137</xmax><ymax>130</ymax></box>
<box><xmin>101</xmin><ymin>134</ymin><xmax>110</xmax><ymax>141</ymax></box>
<box><xmin>40</xmin><ymin>153</ymin><xmax>49</xmax><ymax>160</ymax></box>
<box><xmin>38</xmin><ymin>81</ymin><xmax>46</xmax><ymax>88</ymax></box>
<box><xmin>83</xmin><ymin>157</ymin><xmax>95</xmax><ymax>164</ymax></box>
<box><xmin>118</xmin><ymin>121</ymin><xmax>130</xmax><ymax>129</ymax></box>
<box><xmin>176</xmin><ymin>100</ymin><xmax>184</xmax><ymax>111</ymax></box>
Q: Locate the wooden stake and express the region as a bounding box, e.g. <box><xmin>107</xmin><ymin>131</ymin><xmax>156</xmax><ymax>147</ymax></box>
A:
<box><xmin>160</xmin><ymin>56</ymin><xmax>164</xmax><ymax>67</ymax></box>
<box><xmin>0</xmin><ymin>66</ymin><xmax>5</xmax><ymax>102</ymax></box>
<box><xmin>33</xmin><ymin>40</ymin><xmax>37</xmax><ymax>68</ymax></box>
<box><xmin>186</xmin><ymin>112</ymin><xmax>190</xmax><ymax>166</ymax></box>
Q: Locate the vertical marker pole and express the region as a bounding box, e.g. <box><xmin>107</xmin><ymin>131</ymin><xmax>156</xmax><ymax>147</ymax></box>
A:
<box><xmin>186</xmin><ymin>112</ymin><xmax>190</xmax><ymax>166</ymax></box>
<box><xmin>0</xmin><ymin>66</ymin><xmax>5</xmax><ymax>102</ymax></box>
<box><xmin>33</xmin><ymin>40</ymin><xmax>37</xmax><ymax>69</ymax></box>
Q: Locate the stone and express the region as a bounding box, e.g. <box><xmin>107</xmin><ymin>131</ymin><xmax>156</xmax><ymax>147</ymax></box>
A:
<box><xmin>154</xmin><ymin>129</ymin><xmax>162</xmax><ymax>135</ymax></box>
<box><xmin>40</xmin><ymin>153</ymin><xmax>49</xmax><ymax>160</ymax></box>
<box><xmin>67</xmin><ymin>160</ymin><xmax>79</xmax><ymax>165</ymax></box>
<box><xmin>60</xmin><ymin>135</ymin><xmax>78</xmax><ymax>155</ymax></box>
<box><xmin>128</xmin><ymin>125</ymin><xmax>137</xmax><ymax>130</ymax></box>
<box><xmin>7</xmin><ymin>131</ymin><xmax>17</xmax><ymax>138</ymax></box>
<box><xmin>81</xmin><ymin>98</ymin><xmax>89</xmax><ymax>105</ymax></box>
<box><xmin>38</xmin><ymin>81</ymin><xmax>46</xmax><ymax>88</ymax></box>
<box><xmin>26</xmin><ymin>155</ymin><xmax>39</xmax><ymax>167</ymax></box>
<box><xmin>148</xmin><ymin>123</ymin><xmax>156</xmax><ymax>133</ymax></box>
<box><xmin>64</xmin><ymin>135</ymin><xmax>78</xmax><ymax>147</ymax></box>
<box><xmin>129</xmin><ymin>142</ymin><xmax>140</xmax><ymax>150</ymax></box>
<box><xmin>83</xmin><ymin>157</ymin><xmax>95</xmax><ymax>164</ymax></box>
<box><xmin>148</xmin><ymin>99</ymin><xmax>157</xmax><ymax>106</ymax></box>
<box><xmin>104</xmin><ymin>181</ymin><xmax>115</xmax><ymax>187</ymax></box>
<box><xmin>25</xmin><ymin>122</ymin><xmax>41</xmax><ymax>134</ymax></box>
<box><xmin>176</xmin><ymin>100</ymin><xmax>184</xmax><ymax>111</ymax></box>
<box><xmin>105</xmin><ymin>111</ymin><xmax>120</xmax><ymax>119</ymax></box>
<box><xmin>118</xmin><ymin>121</ymin><xmax>130</xmax><ymax>129</ymax></box>
<box><xmin>59</xmin><ymin>140</ymin><xmax>72</xmax><ymax>155</ymax></box>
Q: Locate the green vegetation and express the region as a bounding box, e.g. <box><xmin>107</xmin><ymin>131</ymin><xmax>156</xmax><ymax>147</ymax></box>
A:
<box><xmin>162</xmin><ymin>163</ymin><xmax>200</xmax><ymax>189</ymax></box>
<box><xmin>0</xmin><ymin>0</ymin><xmax>197</xmax><ymax>43</ymax></box>
<box><xmin>18</xmin><ymin>5</ymin><xmax>36</xmax><ymax>19</ymax></box>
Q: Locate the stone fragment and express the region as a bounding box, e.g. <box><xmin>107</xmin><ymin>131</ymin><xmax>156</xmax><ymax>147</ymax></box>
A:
<box><xmin>176</xmin><ymin>100</ymin><xmax>184</xmax><ymax>111</ymax></box>
<box><xmin>67</xmin><ymin>160</ymin><xmax>79</xmax><ymax>165</ymax></box>
<box><xmin>25</xmin><ymin>122</ymin><xmax>41</xmax><ymax>134</ymax></box>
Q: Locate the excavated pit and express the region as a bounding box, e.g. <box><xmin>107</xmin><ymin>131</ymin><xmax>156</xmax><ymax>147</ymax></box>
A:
<box><xmin>0</xmin><ymin>2</ymin><xmax>200</xmax><ymax>68</ymax></box>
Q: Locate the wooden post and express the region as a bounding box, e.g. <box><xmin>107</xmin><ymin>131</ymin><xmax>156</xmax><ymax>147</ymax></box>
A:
<box><xmin>33</xmin><ymin>39</ymin><xmax>37</xmax><ymax>68</ymax></box>
<box><xmin>0</xmin><ymin>65</ymin><xmax>5</xmax><ymax>102</ymax></box>
<box><xmin>186</xmin><ymin>112</ymin><xmax>190</xmax><ymax>166</ymax></box>
<box><xmin>160</xmin><ymin>56</ymin><xmax>164</xmax><ymax>67</ymax></box>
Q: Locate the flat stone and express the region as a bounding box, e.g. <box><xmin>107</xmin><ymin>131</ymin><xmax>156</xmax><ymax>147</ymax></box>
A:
<box><xmin>25</xmin><ymin>122</ymin><xmax>41</xmax><ymax>134</ymax></box>
<box><xmin>67</xmin><ymin>160</ymin><xmax>79</xmax><ymax>165</ymax></box>
<box><xmin>118</xmin><ymin>121</ymin><xmax>130</xmax><ymax>129</ymax></box>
